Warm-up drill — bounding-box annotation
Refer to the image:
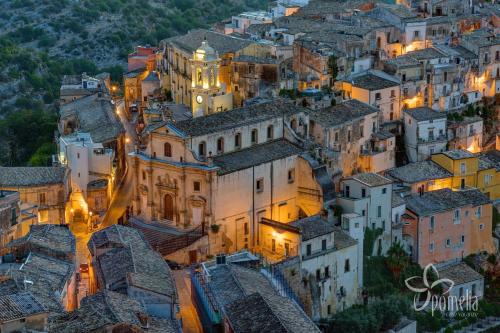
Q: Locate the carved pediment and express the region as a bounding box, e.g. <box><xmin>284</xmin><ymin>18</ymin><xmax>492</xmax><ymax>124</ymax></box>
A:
<box><xmin>156</xmin><ymin>173</ymin><xmax>177</xmax><ymax>189</ymax></box>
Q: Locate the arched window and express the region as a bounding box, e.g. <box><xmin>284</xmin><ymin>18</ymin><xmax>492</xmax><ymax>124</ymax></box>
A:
<box><xmin>198</xmin><ymin>141</ymin><xmax>206</xmax><ymax>158</ymax></box>
<box><xmin>234</xmin><ymin>132</ymin><xmax>241</xmax><ymax>149</ymax></box>
<box><xmin>164</xmin><ymin>142</ymin><xmax>172</xmax><ymax>157</ymax></box>
<box><xmin>267</xmin><ymin>125</ymin><xmax>274</xmax><ymax>140</ymax></box>
<box><xmin>217</xmin><ymin>137</ymin><xmax>224</xmax><ymax>154</ymax></box>
<box><xmin>251</xmin><ymin>129</ymin><xmax>258</xmax><ymax>145</ymax></box>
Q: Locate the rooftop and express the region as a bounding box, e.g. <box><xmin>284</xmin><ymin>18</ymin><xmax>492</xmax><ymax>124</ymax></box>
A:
<box><xmin>437</xmin><ymin>262</ymin><xmax>483</xmax><ymax>286</ymax></box>
<box><xmin>308</xmin><ymin>99</ymin><xmax>378</xmax><ymax>128</ymax></box>
<box><xmin>49</xmin><ymin>291</ymin><xmax>178</xmax><ymax>333</ymax></box>
<box><xmin>406</xmin><ymin>48</ymin><xmax>446</xmax><ymax>60</ymax></box>
<box><xmin>8</xmin><ymin>224</ymin><xmax>76</xmax><ymax>257</ymax></box>
<box><xmin>404</xmin><ymin>107</ymin><xmax>446</xmax><ymax>122</ymax></box>
<box><xmin>165</xmin><ymin>29</ymin><xmax>252</xmax><ymax>55</ymax></box>
<box><xmin>0</xmin><ymin>167</ymin><xmax>67</xmax><ymax>187</ymax></box>
<box><xmin>349</xmin><ymin>172</ymin><xmax>392</xmax><ymax>187</ymax></box>
<box><xmin>349</xmin><ymin>73</ymin><xmax>400</xmax><ymax>90</ymax></box>
<box><xmin>60</xmin><ymin>93</ymin><xmax>124</xmax><ymax>144</ymax></box>
<box><xmin>91</xmin><ymin>225</ymin><xmax>176</xmax><ymax>299</ymax></box>
<box><xmin>478</xmin><ymin>150</ymin><xmax>500</xmax><ymax>171</ymax></box>
<box><xmin>0</xmin><ymin>292</ymin><xmax>47</xmax><ymax>323</ymax></box>
<box><xmin>172</xmin><ymin>99</ymin><xmax>307</xmax><ymax>137</ymax></box>
<box><xmin>439</xmin><ymin>149</ymin><xmax>475</xmax><ymax>160</ymax></box>
<box><xmin>289</xmin><ymin>214</ymin><xmax>335</xmax><ymax>241</ymax></box>
<box><xmin>383</xmin><ymin>55</ymin><xmax>421</xmax><ymax>68</ymax></box>
<box><xmin>386</xmin><ymin>161</ymin><xmax>453</xmax><ymax>184</ymax></box>
<box><xmin>213</xmin><ymin>139</ymin><xmax>303</xmax><ymax>175</ymax></box>
<box><xmin>225</xmin><ymin>292</ymin><xmax>321</xmax><ymax>333</ymax></box>
<box><xmin>406</xmin><ymin>188</ymin><xmax>490</xmax><ymax>216</ymax></box>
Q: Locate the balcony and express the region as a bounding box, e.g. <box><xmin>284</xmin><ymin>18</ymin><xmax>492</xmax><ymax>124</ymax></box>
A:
<box><xmin>417</xmin><ymin>134</ymin><xmax>447</xmax><ymax>144</ymax></box>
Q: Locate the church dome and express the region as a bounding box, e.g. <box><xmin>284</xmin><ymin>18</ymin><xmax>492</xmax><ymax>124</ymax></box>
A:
<box><xmin>195</xmin><ymin>39</ymin><xmax>217</xmax><ymax>61</ymax></box>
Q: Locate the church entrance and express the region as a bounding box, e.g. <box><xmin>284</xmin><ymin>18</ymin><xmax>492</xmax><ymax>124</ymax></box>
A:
<box><xmin>163</xmin><ymin>194</ymin><xmax>174</xmax><ymax>221</ymax></box>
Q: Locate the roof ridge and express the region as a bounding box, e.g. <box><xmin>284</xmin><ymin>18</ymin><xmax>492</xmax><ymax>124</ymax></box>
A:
<box><xmin>257</xmin><ymin>293</ymin><xmax>291</xmax><ymax>333</ymax></box>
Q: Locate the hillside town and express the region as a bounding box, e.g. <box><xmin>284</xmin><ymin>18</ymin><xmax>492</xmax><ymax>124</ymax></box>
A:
<box><xmin>1</xmin><ymin>0</ymin><xmax>500</xmax><ymax>332</ymax></box>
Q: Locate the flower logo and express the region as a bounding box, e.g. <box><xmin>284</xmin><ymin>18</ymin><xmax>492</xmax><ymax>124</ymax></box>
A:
<box><xmin>405</xmin><ymin>264</ymin><xmax>454</xmax><ymax>311</ymax></box>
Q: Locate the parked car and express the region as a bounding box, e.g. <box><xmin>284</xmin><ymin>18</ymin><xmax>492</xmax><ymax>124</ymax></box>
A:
<box><xmin>79</xmin><ymin>263</ymin><xmax>89</xmax><ymax>274</ymax></box>
<box><xmin>165</xmin><ymin>259</ymin><xmax>182</xmax><ymax>270</ymax></box>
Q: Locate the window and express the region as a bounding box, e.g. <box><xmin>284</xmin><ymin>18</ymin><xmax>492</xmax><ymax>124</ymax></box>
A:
<box><xmin>476</xmin><ymin>206</ymin><xmax>482</xmax><ymax>218</ymax></box>
<box><xmin>256</xmin><ymin>178</ymin><xmax>264</xmax><ymax>193</ymax></box>
<box><xmin>244</xmin><ymin>222</ymin><xmax>249</xmax><ymax>235</ymax></box>
<box><xmin>344</xmin><ymin>259</ymin><xmax>350</xmax><ymax>272</ymax></box>
<box><xmin>390</xmin><ymin>90</ymin><xmax>395</xmax><ymax>98</ymax></box>
<box><xmin>361</xmin><ymin>188</ymin><xmax>366</xmax><ymax>198</ymax></box>
<box><xmin>496</xmin><ymin>51</ymin><xmax>500</xmax><ymax>61</ymax></box>
<box><xmin>429</xmin><ymin>242</ymin><xmax>434</xmax><ymax>252</ymax></box>
<box><xmin>362</xmin><ymin>209</ymin><xmax>366</xmax><ymax>216</ymax></box>
<box><xmin>164</xmin><ymin>142</ymin><xmax>172</xmax><ymax>157</ymax></box>
<box><xmin>217</xmin><ymin>137</ymin><xmax>224</xmax><ymax>154</ymax></box>
<box><xmin>198</xmin><ymin>142</ymin><xmax>206</xmax><ymax>158</ymax></box>
<box><xmin>414</xmin><ymin>30</ymin><xmax>419</xmax><ymax>39</ymax></box>
<box><xmin>459</xmin><ymin>287</ymin><xmax>464</xmax><ymax>298</ymax></box>
<box><xmin>77</xmin><ymin>152</ymin><xmax>80</xmax><ymax>159</ymax></box>
<box><xmin>472</xmin><ymin>284</ymin><xmax>476</xmax><ymax>297</ymax></box>
<box><xmin>444</xmin><ymin>71</ymin><xmax>448</xmax><ymax>82</ymax></box>
<box><xmin>287</xmin><ymin>169</ymin><xmax>295</xmax><ymax>183</ymax></box>
<box><xmin>193</xmin><ymin>181</ymin><xmax>201</xmax><ymax>192</ymax></box>
<box><xmin>325</xmin><ymin>266</ymin><xmax>330</xmax><ymax>278</ymax></box>
<box><xmin>430</xmin><ymin>216</ymin><xmax>435</xmax><ymax>230</ymax></box>
<box><xmin>360</xmin><ymin>125</ymin><xmax>364</xmax><ymax>137</ymax></box>
<box><xmin>375</xmin><ymin>92</ymin><xmax>381</xmax><ymax>100</ymax></box>
<box><xmin>267</xmin><ymin>125</ymin><xmax>274</xmax><ymax>140</ymax></box>
<box><xmin>142</xmin><ymin>171</ymin><xmax>146</xmax><ymax>180</ymax></box>
<box><xmin>372</xmin><ymin>222</ymin><xmax>376</xmax><ymax>230</ymax></box>
<box><xmin>402</xmin><ymin>73</ymin><xmax>406</xmax><ymax>82</ymax></box>
<box><xmin>382</xmin><ymin>188</ymin><xmax>387</xmax><ymax>194</ymax></box>
<box><xmin>11</xmin><ymin>208</ymin><xmax>17</xmax><ymax>226</ymax></box>
<box><xmin>234</xmin><ymin>133</ymin><xmax>241</xmax><ymax>149</ymax></box>
<box><xmin>479</xmin><ymin>223</ymin><xmax>484</xmax><ymax>230</ymax></box>
<box><xmin>484</xmin><ymin>174</ymin><xmax>493</xmax><ymax>185</ymax></box>
<box><xmin>461</xmin><ymin>235</ymin><xmax>465</xmax><ymax>243</ymax></box>
<box><xmin>446</xmin><ymin>239</ymin><xmax>451</xmax><ymax>247</ymax></box>
<box><xmin>345</xmin><ymin>185</ymin><xmax>350</xmax><ymax>198</ymax></box>
<box><xmin>347</xmin><ymin>130</ymin><xmax>351</xmax><ymax>142</ymax></box>
<box><xmin>306</xmin><ymin>244</ymin><xmax>311</xmax><ymax>256</ymax></box>
<box><xmin>322</xmin><ymin>239</ymin><xmax>327</xmax><ymax>251</ymax></box>
<box><xmin>39</xmin><ymin>193</ymin><xmax>46</xmax><ymax>205</ymax></box>
<box><xmin>372</xmin><ymin>121</ymin><xmax>376</xmax><ymax>133</ymax></box>
<box><xmin>377</xmin><ymin>205</ymin><xmax>382</xmax><ymax>218</ymax></box>
<box><xmin>251</xmin><ymin>129</ymin><xmax>258</xmax><ymax>145</ymax></box>
<box><xmin>334</xmin><ymin>132</ymin><xmax>339</xmax><ymax>142</ymax></box>
<box><xmin>454</xmin><ymin>209</ymin><xmax>460</xmax><ymax>222</ymax></box>
<box><xmin>382</xmin><ymin>220</ymin><xmax>385</xmax><ymax>230</ymax></box>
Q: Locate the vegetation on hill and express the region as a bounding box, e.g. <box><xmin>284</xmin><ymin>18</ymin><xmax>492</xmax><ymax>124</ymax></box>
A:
<box><xmin>0</xmin><ymin>0</ymin><xmax>268</xmax><ymax>166</ymax></box>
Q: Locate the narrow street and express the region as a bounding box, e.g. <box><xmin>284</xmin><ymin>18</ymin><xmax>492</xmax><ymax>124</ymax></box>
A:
<box><xmin>71</xmin><ymin>99</ymin><xmax>137</xmax><ymax>305</ymax></box>
<box><xmin>173</xmin><ymin>270</ymin><xmax>203</xmax><ymax>333</ymax></box>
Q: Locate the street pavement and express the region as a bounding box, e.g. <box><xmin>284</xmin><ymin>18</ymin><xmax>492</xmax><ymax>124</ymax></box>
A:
<box><xmin>173</xmin><ymin>269</ymin><xmax>203</xmax><ymax>333</ymax></box>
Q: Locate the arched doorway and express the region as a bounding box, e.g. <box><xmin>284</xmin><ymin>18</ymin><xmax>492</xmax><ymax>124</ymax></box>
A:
<box><xmin>164</xmin><ymin>194</ymin><xmax>174</xmax><ymax>221</ymax></box>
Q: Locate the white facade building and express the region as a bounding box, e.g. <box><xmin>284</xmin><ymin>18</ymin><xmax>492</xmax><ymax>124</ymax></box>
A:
<box><xmin>404</xmin><ymin>107</ymin><xmax>447</xmax><ymax>162</ymax></box>
<box><xmin>337</xmin><ymin>173</ymin><xmax>394</xmax><ymax>256</ymax></box>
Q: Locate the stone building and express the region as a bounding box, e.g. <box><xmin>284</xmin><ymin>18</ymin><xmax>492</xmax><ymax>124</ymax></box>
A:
<box><xmin>130</xmin><ymin>99</ymin><xmax>333</xmax><ymax>258</ymax></box>
<box><xmin>0</xmin><ymin>190</ymin><xmax>20</xmax><ymax>249</ymax></box>
<box><xmin>308</xmin><ymin>99</ymin><xmax>395</xmax><ymax>179</ymax></box>
<box><xmin>0</xmin><ymin>167</ymin><xmax>70</xmax><ymax>224</ymax></box>
<box><xmin>402</xmin><ymin>188</ymin><xmax>495</xmax><ymax>266</ymax></box>
<box><xmin>160</xmin><ymin>29</ymin><xmax>252</xmax><ymax>107</ymax></box>
<box><xmin>403</xmin><ymin>106</ymin><xmax>447</xmax><ymax>162</ymax></box>
<box><xmin>259</xmin><ymin>214</ymin><xmax>362</xmax><ymax>319</ymax></box>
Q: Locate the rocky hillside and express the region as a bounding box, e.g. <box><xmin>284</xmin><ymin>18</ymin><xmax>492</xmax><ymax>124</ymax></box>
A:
<box><xmin>0</xmin><ymin>0</ymin><xmax>268</xmax><ymax>166</ymax></box>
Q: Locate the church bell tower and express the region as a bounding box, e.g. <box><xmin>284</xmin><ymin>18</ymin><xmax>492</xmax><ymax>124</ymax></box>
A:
<box><xmin>190</xmin><ymin>39</ymin><xmax>222</xmax><ymax>117</ymax></box>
